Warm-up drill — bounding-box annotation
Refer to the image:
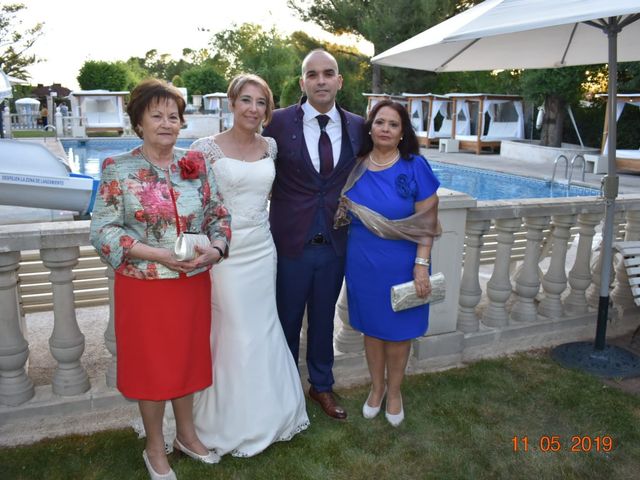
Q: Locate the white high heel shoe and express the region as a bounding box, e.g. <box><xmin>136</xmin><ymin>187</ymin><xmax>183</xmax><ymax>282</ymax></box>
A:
<box><xmin>385</xmin><ymin>396</ymin><xmax>404</xmax><ymax>427</ymax></box>
<box><xmin>362</xmin><ymin>388</ymin><xmax>386</xmax><ymax>419</ymax></box>
<box><xmin>142</xmin><ymin>450</ymin><xmax>177</xmax><ymax>480</ymax></box>
<box><xmin>173</xmin><ymin>438</ymin><xmax>220</xmax><ymax>465</ymax></box>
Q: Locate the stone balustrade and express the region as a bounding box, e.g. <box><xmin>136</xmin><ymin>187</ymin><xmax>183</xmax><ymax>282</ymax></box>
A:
<box><xmin>2</xmin><ymin>194</ymin><xmax>640</xmax><ymax>427</ymax></box>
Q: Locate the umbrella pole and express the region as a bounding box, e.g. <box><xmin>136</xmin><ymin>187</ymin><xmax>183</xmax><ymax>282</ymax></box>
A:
<box><xmin>594</xmin><ymin>19</ymin><xmax>619</xmax><ymax>351</ymax></box>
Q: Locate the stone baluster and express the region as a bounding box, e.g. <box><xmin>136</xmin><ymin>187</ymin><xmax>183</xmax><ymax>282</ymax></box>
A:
<box><xmin>104</xmin><ymin>265</ymin><xmax>117</xmax><ymax>388</ymax></box>
<box><xmin>538</xmin><ymin>214</ymin><xmax>577</xmax><ymax>319</ymax></box>
<box><xmin>333</xmin><ymin>281</ymin><xmax>364</xmax><ymax>353</ymax></box>
<box><xmin>565</xmin><ymin>213</ymin><xmax>603</xmax><ymax>314</ymax></box>
<box><xmin>587</xmin><ymin>212</ymin><xmax>625</xmax><ymax>308</ymax></box>
<box><xmin>41</xmin><ymin>247</ymin><xmax>90</xmax><ymax>396</ymax></box>
<box><xmin>611</xmin><ymin>210</ymin><xmax>640</xmax><ymax>310</ymax></box>
<box><xmin>0</xmin><ymin>251</ymin><xmax>34</xmax><ymax>406</ymax></box>
<box><xmin>511</xmin><ymin>216</ymin><xmax>550</xmax><ymax>323</ymax></box>
<box><xmin>458</xmin><ymin>219</ymin><xmax>491</xmax><ymax>332</ymax></box>
<box><xmin>483</xmin><ymin>218</ymin><xmax>522</xmax><ymax>327</ymax></box>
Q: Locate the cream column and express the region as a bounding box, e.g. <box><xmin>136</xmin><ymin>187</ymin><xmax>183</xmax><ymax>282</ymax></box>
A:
<box><xmin>483</xmin><ymin>218</ymin><xmax>521</xmax><ymax>327</ymax></box>
<box><xmin>611</xmin><ymin>210</ymin><xmax>640</xmax><ymax>310</ymax></box>
<box><xmin>565</xmin><ymin>213</ymin><xmax>602</xmax><ymax>314</ymax></box>
<box><xmin>511</xmin><ymin>216</ymin><xmax>550</xmax><ymax>323</ymax></box>
<box><xmin>41</xmin><ymin>246</ymin><xmax>90</xmax><ymax>396</ymax></box>
<box><xmin>104</xmin><ymin>265</ymin><xmax>117</xmax><ymax>388</ymax></box>
<box><xmin>0</xmin><ymin>251</ymin><xmax>34</xmax><ymax>406</ymax></box>
<box><xmin>587</xmin><ymin>212</ymin><xmax>625</xmax><ymax>308</ymax></box>
<box><xmin>538</xmin><ymin>214</ymin><xmax>577</xmax><ymax>319</ymax></box>
<box><xmin>333</xmin><ymin>282</ymin><xmax>364</xmax><ymax>353</ymax></box>
<box><xmin>457</xmin><ymin>219</ymin><xmax>491</xmax><ymax>332</ymax></box>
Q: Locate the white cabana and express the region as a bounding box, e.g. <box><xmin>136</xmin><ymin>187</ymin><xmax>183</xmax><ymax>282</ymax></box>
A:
<box><xmin>69</xmin><ymin>90</ymin><xmax>128</xmax><ymax>133</ymax></box>
<box><xmin>362</xmin><ymin>93</ymin><xmax>407</xmax><ymax>117</ymax></box>
<box><xmin>598</xmin><ymin>93</ymin><xmax>640</xmax><ymax>173</ymax></box>
<box><xmin>15</xmin><ymin>97</ymin><xmax>41</xmax><ymax>129</ymax></box>
<box><xmin>447</xmin><ymin>93</ymin><xmax>524</xmax><ymax>154</ymax></box>
<box><xmin>203</xmin><ymin>93</ymin><xmax>232</xmax><ymax>130</ymax></box>
<box><xmin>403</xmin><ymin>93</ymin><xmax>461</xmax><ymax>147</ymax></box>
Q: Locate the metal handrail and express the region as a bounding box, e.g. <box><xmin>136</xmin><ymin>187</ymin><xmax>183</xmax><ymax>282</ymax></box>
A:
<box><xmin>567</xmin><ymin>154</ymin><xmax>586</xmax><ymax>185</ymax></box>
<box><xmin>551</xmin><ymin>154</ymin><xmax>569</xmax><ymax>183</ymax></box>
<box><xmin>42</xmin><ymin>124</ymin><xmax>57</xmax><ymax>143</ymax></box>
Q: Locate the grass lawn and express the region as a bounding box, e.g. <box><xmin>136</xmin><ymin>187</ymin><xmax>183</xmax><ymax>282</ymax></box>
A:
<box><xmin>1</xmin><ymin>352</ymin><xmax>638</xmax><ymax>480</ymax></box>
<box><xmin>10</xmin><ymin>130</ymin><xmax>56</xmax><ymax>138</ymax></box>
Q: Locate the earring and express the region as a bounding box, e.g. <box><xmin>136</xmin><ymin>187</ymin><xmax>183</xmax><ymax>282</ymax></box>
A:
<box><xmin>368</xmin><ymin>131</ymin><xmax>372</xmax><ymax>135</ymax></box>
<box><xmin>400</xmin><ymin>137</ymin><xmax>403</xmax><ymax>140</ymax></box>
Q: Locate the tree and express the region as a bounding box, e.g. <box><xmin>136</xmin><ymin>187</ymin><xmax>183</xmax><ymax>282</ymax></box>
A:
<box><xmin>521</xmin><ymin>66</ymin><xmax>588</xmax><ymax>147</ymax></box>
<box><xmin>77</xmin><ymin>60</ymin><xmax>131</xmax><ymax>91</ymax></box>
<box><xmin>181</xmin><ymin>64</ymin><xmax>227</xmax><ymax>97</ymax></box>
<box><xmin>0</xmin><ymin>3</ymin><xmax>44</xmax><ymax>79</ymax></box>
<box><xmin>210</xmin><ymin>24</ymin><xmax>298</xmax><ymax>105</ymax></box>
<box><xmin>287</xmin><ymin>0</ymin><xmax>471</xmax><ymax>93</ymax></box>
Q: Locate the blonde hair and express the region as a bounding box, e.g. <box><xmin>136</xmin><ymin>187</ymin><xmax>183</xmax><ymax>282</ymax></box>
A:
<box><xmin>227</xmin><ymin>74</ymin><xmax>275</xmax><ymax>126</ymax></box>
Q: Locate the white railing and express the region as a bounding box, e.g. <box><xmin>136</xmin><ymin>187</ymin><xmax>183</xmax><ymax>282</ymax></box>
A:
<box><xmin>1</xmin><ymin>193</ymin><xmax>640</xmax><ymax>421</ymax></box>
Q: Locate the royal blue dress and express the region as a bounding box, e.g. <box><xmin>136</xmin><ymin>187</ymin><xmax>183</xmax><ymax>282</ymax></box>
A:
<box><xmin>345</xmin><ymin>154</ymin><xmax>440</xmax><ymax>341</ymax></box>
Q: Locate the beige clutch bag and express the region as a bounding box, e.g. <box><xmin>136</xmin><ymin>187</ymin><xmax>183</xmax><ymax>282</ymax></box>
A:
<box><xmin>390</xmin><ymin>272</ymin><xmax>446</xmax><ymax>312</ymax></box>
<box><xmin>174</xmin><ymin>232</ymin><xmax>210</xmax><ymax>261</ymax></box>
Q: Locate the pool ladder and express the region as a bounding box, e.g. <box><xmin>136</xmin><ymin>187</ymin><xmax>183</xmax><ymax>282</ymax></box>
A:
<box><xmin>551</xmin><ymin>154</ymin><xmax>586</xmax><ymax>187</ymax></box>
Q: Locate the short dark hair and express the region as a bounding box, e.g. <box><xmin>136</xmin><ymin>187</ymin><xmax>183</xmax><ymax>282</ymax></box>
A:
<box><xmin>127</xmin><ymin>79</ymin><xmax>186</xmax><ymax>139</ymax></box>
<box><xmin>359</xmin><ymin>100</ymin><xmax>420</xmax><ymax>159</ymax></box>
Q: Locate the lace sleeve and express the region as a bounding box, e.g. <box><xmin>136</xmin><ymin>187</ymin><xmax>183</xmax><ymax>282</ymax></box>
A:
<box><xmin>264</xmin><ymin>136</ymin><xmax>278</xmax><ymax>161</ymax></box>
<box><xmin>190</xmin><ymin>137</ymin><xmax>225</xmax><ymax>164</ymax></box>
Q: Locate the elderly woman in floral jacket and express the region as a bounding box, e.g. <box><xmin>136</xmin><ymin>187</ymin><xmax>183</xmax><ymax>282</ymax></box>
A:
<box><xmin>90</xmin><ymin>79</ymin><xmax>230</xmax><ymax>480</ymax></box>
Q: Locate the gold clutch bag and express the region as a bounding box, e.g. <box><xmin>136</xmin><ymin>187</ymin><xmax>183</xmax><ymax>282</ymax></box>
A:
<box><xmin>390</xmin><ymin>272</ymin><xmax>446</xmax><ymax>312</ymax></box>
<box><xmin>174</xmin><ymin>232</ymin><xmax>211</xmax><ymax>261</ymax></box>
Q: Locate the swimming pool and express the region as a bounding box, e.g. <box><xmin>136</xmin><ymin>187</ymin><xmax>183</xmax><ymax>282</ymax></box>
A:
<box><xmin>60</xmin><ymin>139</ymin><xmax>600</xmax><ymax>200</ymax></box>
<box><xmin>429</xmin><ymin>161</ymin><xmax>599</xmax><ymax>200</ymax></box>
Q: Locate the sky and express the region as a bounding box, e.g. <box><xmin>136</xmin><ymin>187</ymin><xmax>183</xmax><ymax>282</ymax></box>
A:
<box><xmin>15</xmin><ymin>0</ymin><xmax>373</xmax><ymax>90</ymax></box>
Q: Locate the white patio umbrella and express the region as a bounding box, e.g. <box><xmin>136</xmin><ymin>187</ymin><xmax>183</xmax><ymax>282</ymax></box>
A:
<box><xmin>372</xmin><ymin>0</ymin><xmax>640</xmax><ymax>372</ymax></box>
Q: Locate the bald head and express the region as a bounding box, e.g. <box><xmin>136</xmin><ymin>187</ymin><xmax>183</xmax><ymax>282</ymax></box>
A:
<box><xmin>299</xmin><ymin>49</ymin><xmax>343</xmax><ymax>113</ymax></box>
<box><xmin>301</xmin><ymin>49</ymin><xmax>339</xmax><ymax>76</ymax></box>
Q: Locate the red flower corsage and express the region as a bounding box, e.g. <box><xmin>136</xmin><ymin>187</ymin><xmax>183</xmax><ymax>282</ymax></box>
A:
<box><xmin>178</xmin><ymin>152</ymin><xmax>206</xmax><ymax>180</ymax></box>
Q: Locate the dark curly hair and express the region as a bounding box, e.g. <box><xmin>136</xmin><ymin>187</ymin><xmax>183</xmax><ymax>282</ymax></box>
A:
<box><xmin>127</xmin><ymin>78</ymin><xmax>186</xmax><ymax>139</ymax></box>
<box><xmin>359</xmin><ymin>100</ymin><xmax>420</xmax><ymax>160</ymax></box>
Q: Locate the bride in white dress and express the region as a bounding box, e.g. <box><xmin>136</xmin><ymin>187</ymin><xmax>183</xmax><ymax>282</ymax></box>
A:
<box><xmin>190</xmin><ymin>74</ymin><xmax>309</xmax><ymax>457</ymax></box>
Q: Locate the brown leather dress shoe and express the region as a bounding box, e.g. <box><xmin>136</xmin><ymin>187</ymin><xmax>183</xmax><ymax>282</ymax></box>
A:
<box><xmin>308</xmin><ymin>386</ymin><xmax>348</xmax><ymax>420</ymax></box>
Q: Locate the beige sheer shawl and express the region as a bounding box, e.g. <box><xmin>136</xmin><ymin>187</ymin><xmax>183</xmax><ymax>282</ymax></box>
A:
<box><xmin>334</xmin><ymin>155</ymin><xmax>441</xmax><ymax>246</ymax></box>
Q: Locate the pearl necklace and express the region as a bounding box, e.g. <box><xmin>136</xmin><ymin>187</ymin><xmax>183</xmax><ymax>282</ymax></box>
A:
<box><xmin>369</xmin><ymin>150</ymin><xmax>400</xmax><ymax>168</ymax></box>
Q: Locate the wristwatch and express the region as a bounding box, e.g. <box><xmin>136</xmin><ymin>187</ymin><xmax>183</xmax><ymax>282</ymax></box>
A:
<box><xmin>212</xmin><ymin>245</ymin><xmax>224</xmax><ymax>264</ymax></box>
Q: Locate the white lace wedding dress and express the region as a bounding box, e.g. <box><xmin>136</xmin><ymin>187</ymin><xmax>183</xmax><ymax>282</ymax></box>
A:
<box><xmin>190</xmin><ymin>136</ymin><xmax>309</xmax><ymax>457</ymax></box>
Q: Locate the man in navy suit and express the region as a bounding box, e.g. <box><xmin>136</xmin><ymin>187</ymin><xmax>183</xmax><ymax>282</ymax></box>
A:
<box><xmin>263</xmin><ymin>50</ymin><xmax>364</xmax><ymax>419</ymax></box>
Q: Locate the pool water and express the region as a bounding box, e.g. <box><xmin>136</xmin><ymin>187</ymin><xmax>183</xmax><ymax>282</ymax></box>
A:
<box><xmin>61</xmin><ymin>139</ymin><xmax>600</xmax><ymax>201</ymax></box>
<box><xmin>61</xmin><ymin>139</ymin><xmax>194</xmax><ymax>176</ymax></box>
<box><xmin>430</xmin><ymin>161</ymin><xmax>600</xmax><ymax>200</ymax></box>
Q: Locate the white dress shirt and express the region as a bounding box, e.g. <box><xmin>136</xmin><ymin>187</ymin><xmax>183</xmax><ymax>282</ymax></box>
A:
<box><xmin>301</xmin><ymin>101</ymin><xmax>342</xmax><ymax>173</ymax></box>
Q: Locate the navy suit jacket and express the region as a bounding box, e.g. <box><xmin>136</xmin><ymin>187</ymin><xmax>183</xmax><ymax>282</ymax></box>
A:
<box><xmin>263</xmin><ymin>98</ymin><xmax>364</xmax><ymax>258</ymax></box>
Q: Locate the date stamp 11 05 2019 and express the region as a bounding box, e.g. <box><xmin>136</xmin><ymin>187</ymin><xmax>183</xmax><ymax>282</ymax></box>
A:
<box><xmin>512</xmin><ymin>435</ymin><xmax>614</xmax><ymax>453</ymax></box>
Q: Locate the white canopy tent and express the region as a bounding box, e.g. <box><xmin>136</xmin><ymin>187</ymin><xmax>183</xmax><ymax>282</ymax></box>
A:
<box><xmin>69</xmin><ymin>90</ymin><xmax>129</xmax><ymax>132</ymax></box>
<box><xmin>447</xmin><ymin>93</ymin><xmax>525</xmax><ymax>154</ymax></box>
<box><xmin>597</xmin><ymin>94</ymin><xmax>640</xmax><ymax>173</ymax></box>
<box><xmin>402</xmin><ymin>93</ymin><xmax>469</xmax><ymax>147</ymax></box>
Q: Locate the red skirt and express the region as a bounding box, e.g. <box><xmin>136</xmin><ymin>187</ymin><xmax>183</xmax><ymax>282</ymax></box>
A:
<box><xmin>114</xmin><ymin>271</ymin><xmax>212</xmax><ymax>400</ymax></box>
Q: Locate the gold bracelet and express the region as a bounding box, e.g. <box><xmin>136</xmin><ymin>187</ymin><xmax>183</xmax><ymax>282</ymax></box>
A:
<box><xmin>415</xmin><ymin>257</ymin><xmax>430</xmax><ymax>267</ymax></box>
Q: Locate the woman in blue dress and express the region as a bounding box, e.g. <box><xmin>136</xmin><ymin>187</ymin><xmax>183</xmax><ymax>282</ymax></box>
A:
<box><xmin>335</xmin><ymin>100</ymin><xmax>440</xmax><ymax>427</ymax></box>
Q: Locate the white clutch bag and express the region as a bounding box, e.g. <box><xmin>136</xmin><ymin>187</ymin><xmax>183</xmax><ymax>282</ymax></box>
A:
<box><xmin>174</xmin><ymin>232</ymin><xmax>211</xmax><ymax>261</ymax></box>
<box><xmin>390</xmin><ymin>272</ymin><xmax>446</xmax><ymax>312</ymax></box>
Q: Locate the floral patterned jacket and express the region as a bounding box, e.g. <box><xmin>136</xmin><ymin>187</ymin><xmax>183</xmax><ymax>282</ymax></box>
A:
<box><xmin>90</xmin><ymin>146</ymin><xmax>231</xmax><ymax>279</ymax></box>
